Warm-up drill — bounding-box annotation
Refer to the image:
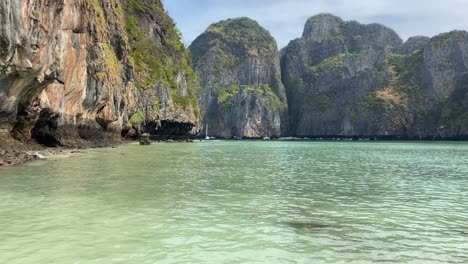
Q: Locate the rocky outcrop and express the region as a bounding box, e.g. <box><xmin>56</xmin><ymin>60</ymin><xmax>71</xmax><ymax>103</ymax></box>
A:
<box><xmin>0</xmin><ymin>0</ymin><xmax>129</xmax><ymax>147</ymax></box>
<box><xmin>0</xmin><ymin>0</ymin><xmax>199</xmax><ymax>149</ymax></box>
<box><xmin>282</xmin><ymin>14</ymin><xmax>403</xmax><ymax>136</ymax></box>
<box><xmin>398</xmin><ymin>36</ymin><xmax>430</xmax><ymax>54</ymax></box>
<box><xmin>410</xmin><ymin>31</ymin><xmax>468</xmax><ymax>138</ymax></box>
<box><xmin>190</xmin><ymin>18</ymin><xmax>287</xmax><ymax>138</ymax></box>
<box><xmin>123</xmin><ymin>0</ymin><xmax>200</xmax><ymax>140</ymax></box>
<box><xmin>282</xmin><ymin>14</ymin><xmax>468</xmax><ymax>139</ymax></box>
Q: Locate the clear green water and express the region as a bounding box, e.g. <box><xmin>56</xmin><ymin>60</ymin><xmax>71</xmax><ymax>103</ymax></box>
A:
<box><xmin>0</xmin><ymin>141</ymin><xmax>467</xmax><ymax>264</ymax></box>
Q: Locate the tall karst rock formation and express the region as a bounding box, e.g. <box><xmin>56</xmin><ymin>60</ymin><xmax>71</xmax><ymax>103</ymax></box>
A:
<box><xmin>0</xmin><ymin>0</ymin><xmax>199</xmax><ymax>147</ymax></box>
<box><xmin>190</xmin><ymin>18</ymin><xmax>287</xmax><ymax>138</ymax></box>
<box><xmin>281</xmin><ymin>14</ymin><xmax>403</xmax><ymax>137</ymax></box>
<box><xmin>282</xmin><ymin>14</ymin><xmax>468</xmax><ymax>139</ymax></box>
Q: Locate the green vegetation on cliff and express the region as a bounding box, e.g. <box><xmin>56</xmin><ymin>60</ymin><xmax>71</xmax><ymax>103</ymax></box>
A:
<box><xmin>190</xmin><ymin>17</ymin><xmax>286</xmax><ymax>137</ymax></box>
<box><xmin>363</xmin><ymin>52</ymin><xmax>425</xmax><ymax>135</ymax></box>
<box><xmin>362</xmin><ymin>31</ymin><xmax>467</xmax><ymax>137</ymax></box>
<box><xmin>441</xmin><ymin>74</ymin><xmax>468</xmax><ymax>133</ymax></box>
<box><xmin>306</xmin><ymin>52</ymin><xmax>367</xmax><ymax>75</ymax></box>
<box><xmin>191</xmin><ymin>17</ymin><xmax>277</xmax><ymax>65</ymax></box>
<box><xmin>88</xmin><ymin>1</ymin><xmax>126</xmax><ymax>80</ymax></box>
<box><xmin>129</xmin><ymin>111</ymin><xmax>145</xmax><ymax>127</ymax></box>
<box><xmin>123</xmin><ymin>0</ymin><xmax>199</xmax><ymax>114</ymax></box>
<box><xmin>216</xmin><ymin>83</ymin><xmax>286</xmax><ymax>111</ymax></box>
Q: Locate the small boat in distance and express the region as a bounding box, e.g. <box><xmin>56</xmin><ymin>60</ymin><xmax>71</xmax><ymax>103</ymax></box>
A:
<box><xmin>205</xmin><ymin>124</ymin><xmax>210</xmax><ymax>140</ymax></box>
<box><xmin>263</xmin><ymin>137</ymin><xmax>271</xmax><ymax>140</ymax></box>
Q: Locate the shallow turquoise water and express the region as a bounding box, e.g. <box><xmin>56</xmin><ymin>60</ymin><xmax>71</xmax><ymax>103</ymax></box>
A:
<box><xmin>0</xmin><ymin>141</ymin><xmax>467</xmax><ymax>263</ymax></box>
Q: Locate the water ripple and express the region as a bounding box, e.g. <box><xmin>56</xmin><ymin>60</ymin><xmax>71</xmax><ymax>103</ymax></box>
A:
<box><xmin>0</xmin><ymin>141</ymin><xmax>467</xmax><ymax>263</ymax></box>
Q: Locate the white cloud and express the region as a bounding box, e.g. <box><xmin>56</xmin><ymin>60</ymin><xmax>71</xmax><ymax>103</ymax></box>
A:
<box><xmin>163</xmin><ymin>0</ymin><xmax>468</xmax><ymax>48</ymax></box>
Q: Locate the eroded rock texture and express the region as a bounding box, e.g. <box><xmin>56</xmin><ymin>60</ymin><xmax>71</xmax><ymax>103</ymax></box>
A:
<box><xmin>0</xmin><ymin>0</ymin><xmax>199</xmax><ymax>147</ymax></box>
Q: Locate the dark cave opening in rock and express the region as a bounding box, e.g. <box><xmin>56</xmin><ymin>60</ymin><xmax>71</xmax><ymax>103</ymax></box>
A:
<box><xmin>32</xmin><ymin>109</ymin><xmax>61</xmax><ymax>147</ymax></box>
<box><xmin>146</xmin><ymin>120</ymin><xmax>197</xmax><ymax>140</ymax></box>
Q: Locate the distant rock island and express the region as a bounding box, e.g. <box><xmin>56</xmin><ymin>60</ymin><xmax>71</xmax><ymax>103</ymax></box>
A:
<box><xmin>190</xmin><ymin>18</ymin><xmax>287</xmax><ymax>138</ymax></box>
<box><xmin>194</xmin><ymin>13</ymin><xmax>467</xmax><ymax>140</ymax></box>
<box><xmin>281</xmin><ymin>14</ymin><xmax>467</xmax><ymax>139</ymax></box>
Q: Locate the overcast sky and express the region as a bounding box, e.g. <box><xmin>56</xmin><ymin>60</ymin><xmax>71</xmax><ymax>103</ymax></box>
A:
<box><xmin>162</xmin><ymin>0</ymin><xmax>468</xmax><ymax>48</ymax></box>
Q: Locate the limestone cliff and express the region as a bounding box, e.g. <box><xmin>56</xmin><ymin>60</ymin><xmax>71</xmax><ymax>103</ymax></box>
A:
<box><xmin>282</xmin><ymin>14</ymin><xmax>402</xmax><ymax>136</ymax></box>
<box><xmin>0</xmin><ymin>0</ymin><xmax>199</xmax><ymax>148</ymax></box>
<box><xmin>395</xmin><ymin>31</ymin><xmax>468</xmax><ymax>138</ymax></box>
<box><xmin>282</xmin><ymin>14</ymin><xmax>468</xmax><ymax>139</ymax></box>
<box><xmin>190</xmin><ymin>18</ymin><xmax>287</xmax><ymax>138</ymax></box>
<box><xmin>122</xmin><ymin>0</ymin><xmax>200</xmax><ymax>140</ymax></box>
